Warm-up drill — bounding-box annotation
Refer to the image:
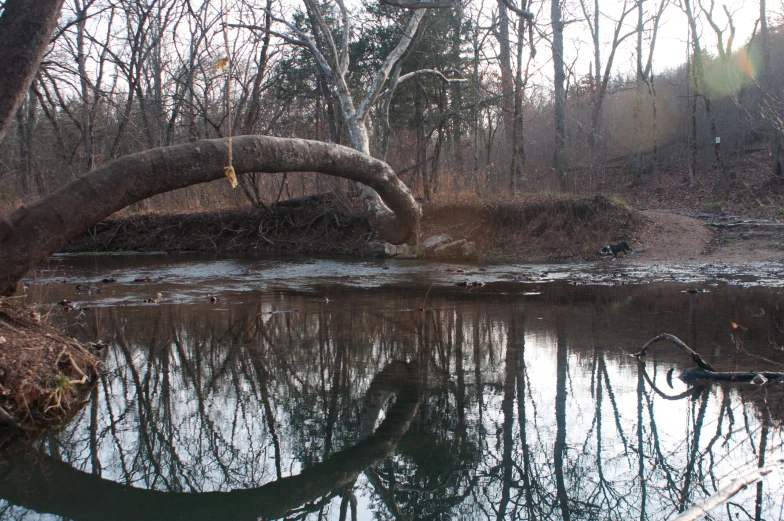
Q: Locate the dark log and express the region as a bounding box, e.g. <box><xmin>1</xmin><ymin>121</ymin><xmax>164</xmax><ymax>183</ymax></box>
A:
<box><xmin>679</xmin><ymin>368</ymin><xmax>784</xmax><ymax>383</ymax></box>
<box><xmin>0</xmin><ymin>136</ymin><xmax>421</xmax><ymax>296</ymax></box>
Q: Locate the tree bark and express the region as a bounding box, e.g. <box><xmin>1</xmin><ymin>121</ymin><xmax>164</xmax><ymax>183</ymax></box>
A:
<box><xmin>683</xmin><ymin>0</ymin><xmax>728</xmax><ymax>189</ymax></box>
<box><xmin>759</xmin><ymin>0</ymin><xmax>784</xmax><ymax>179</ymax></box>
<box><xmin>0</xmin><ymin>136</ymin><xmax>421</xmax><ymax>295</ymax></box>
<box><xmin>551</xmin><ymin>0</ymin><xmax>567</xmax><ymax>190</ymax></box>
<box><xmin>496</xmin><ymin>0</ymin><xmax>514</xmax><ymax>177</ymax></box>
<box><xmin>416</xmin><ymin>80</ymin><xmax>430</xmax><ymax>200</ymax></box>
<box><xmin>0</xmin><ymin>0</ymin><xmax>64</xmax><ymax>146</ymax></box>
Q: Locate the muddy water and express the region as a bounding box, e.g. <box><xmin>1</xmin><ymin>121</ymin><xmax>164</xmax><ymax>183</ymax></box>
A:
<box><xmin>3</xmin><ymin>254</ymin><xmax>784</xmax><ymax>520</ymax></box>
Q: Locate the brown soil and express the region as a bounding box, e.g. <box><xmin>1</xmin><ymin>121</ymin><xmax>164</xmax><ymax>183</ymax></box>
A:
<box><xmin>60</xmin><ymin>191</ymin><xmax>784</xmax><ymax>264</ymax></box>
<box><xmin>64</xmin><ymin>194</ymin><xmax>374</xmax><ymax>256</ymax></box>
<box><xmin>420</xmin><ymin>194</ymin><xmax>643</xmax><ymax>261</ymax></box>
<box><xmin>0</xmin><ymin>298</ymin><xmax>98</xmax><ymax>432</ymax></box>
<box><xmin>629</xmin><ymin>211</ymin><xmax>784</xmax><ymax>264</ymax></box>
<box><xmin>581</xmin><ymin>148</ymin><xmax>784</xmax><ymax>220</ymax></box>
<box><xmin>63</xmin><ymin>193</ymin><xmax>646</xmax><ymax>262</ymax></box>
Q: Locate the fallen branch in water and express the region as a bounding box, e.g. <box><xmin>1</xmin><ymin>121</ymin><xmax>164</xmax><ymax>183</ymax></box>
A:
<box><xmin>631</xmin><ymin>333</ymin><xmax>718</xmax><ymax>372</ymax></box>
<box><xmin>669</xmin><ymin>461</ymin><xmax>782</xmax><ymax>521</ymax></box>
<box><xmin>679</xmin><ymin>368</ymin><xmax>784</xmax><ymax>383</ymax></box>
<box><xmin>633</xmin><ymin>333</ymin><xmax>784</xmax><ymax>383</ymax></box>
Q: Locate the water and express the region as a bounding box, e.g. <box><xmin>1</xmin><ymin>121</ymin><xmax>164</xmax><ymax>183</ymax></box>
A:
<box><xmin>2</xmin><ymin>253</ymin><xmax>784</xmax><ymax>520</ymax></box>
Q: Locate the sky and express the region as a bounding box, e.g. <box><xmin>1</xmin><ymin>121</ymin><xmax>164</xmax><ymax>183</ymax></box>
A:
<box><xmin>534</xmin><ymin>0</ymin><xmax>768</xmax><ymax>83</ymax></box>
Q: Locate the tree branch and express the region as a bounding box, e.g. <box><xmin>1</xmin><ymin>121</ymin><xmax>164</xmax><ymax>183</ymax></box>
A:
<box><xmin>497</xmin><ymin>0</ymin><xmax>534</xmax><ymax>19</ymax></box>
<box><xmin>631</xmin><ymin>333</ymin><xmax>718</xmax><ymax>372</ymax></box>
<box><xmin>380</xmin><ymin>0</ymin><xmax>458</xmax><ymax>9</ymax></box>
<box><xmin>356</xmin><ymin>9</ymin><xmax>427</xmax><ymax>121</ymax></box>
<box><xmin>378</xmin><ymin>69</ymin><xmax>468</xmax><ymax>99</ymax></box>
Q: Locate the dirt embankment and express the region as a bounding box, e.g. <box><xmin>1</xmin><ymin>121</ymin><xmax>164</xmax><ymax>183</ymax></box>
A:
<box><xmin>64</xmin><ymin>195</ymin><xmax>375</xmax><ymax>256</ymax></box>
<box><xmin>61</xmin><ymin>192</ymin><xmax>784</xmax><ymax>264</ymax></box>
<box><xmin>419</xmin><ymin>194</ymin><xmax>644</xmax><ymax>261</ymax></box>
<box><xmin>64</xmin><ymin>194</ymin><xmax>646</xmax><ymax>261</ymax></box>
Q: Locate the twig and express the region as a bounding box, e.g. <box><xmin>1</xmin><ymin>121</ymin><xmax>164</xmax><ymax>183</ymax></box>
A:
<box><xmin>0</xmin><ymin>320</ymin><xmax>21</xmax><ymax>334</ymax></box>
<box><xmin>631</xmin><ymin>333</ymin><xmax>718</xmax><ymax>372</ymax></box>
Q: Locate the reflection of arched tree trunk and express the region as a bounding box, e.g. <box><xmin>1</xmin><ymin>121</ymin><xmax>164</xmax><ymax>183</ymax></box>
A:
<box><xmin>554</xmin><ymin>331</ymin><xmax>571</xmax><ymax>521</ymax></box>
<box><xmin>0</xmin><ymin>361</ymin><xmax>422</xmax><ymax>521</ymax></box>
<box><xmin>364</xmin><ymin>466</ymin><xmax>408</xmax><ymax>521</ymax></box>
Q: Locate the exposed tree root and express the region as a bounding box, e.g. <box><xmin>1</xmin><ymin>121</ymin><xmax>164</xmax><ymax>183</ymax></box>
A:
<box><xmin>0</xmin><ymin>298</ymin><xmax>99</xmax><ymax>432</ymax></box>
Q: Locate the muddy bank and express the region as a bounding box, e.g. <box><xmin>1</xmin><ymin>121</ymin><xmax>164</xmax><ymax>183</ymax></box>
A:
<box><xmin>64</xmin><ymin>195</ymin><xmax>375</xmax><ymax>256</ymax></box>
<box><xmin>63</xmin><ymin>194</ymin><xmax>644</xmax><ymax>262</ymax></box>
<box><xmin>0</xmin><ymin>298</ymin><xmax>98</xmax><ymax>433</ymax></box>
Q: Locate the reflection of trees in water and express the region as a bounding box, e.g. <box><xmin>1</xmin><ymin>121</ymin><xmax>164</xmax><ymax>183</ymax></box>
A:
<box><xmin>2</xmin><ymin>293</ymin><xmax>783</xmax><ymax>520</ymax></box>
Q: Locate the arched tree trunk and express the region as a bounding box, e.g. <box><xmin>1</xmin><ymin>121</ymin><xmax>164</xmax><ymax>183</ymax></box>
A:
<box><xmin>0</xmin><ymin>136</ymin><xmax>421</xmax><ymax>296</ymax></box>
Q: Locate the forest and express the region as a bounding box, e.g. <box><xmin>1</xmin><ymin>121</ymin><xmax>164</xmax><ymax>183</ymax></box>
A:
<box><xmin>1</xmin><ymin>0</ymin><xmax>782</xmax><ymax>214</ymax></box>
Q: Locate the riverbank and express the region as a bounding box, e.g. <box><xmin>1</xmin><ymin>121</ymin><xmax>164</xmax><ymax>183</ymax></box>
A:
<box><xmin>0</xmin><ymin>298</ymin><xmax>98</xmax><ymax>433</ymax></box>
<box><xmin>63</xmin><ymin>193</ymin><xmax>648</xmax><ymax>262</ymax></box>
<box><xmin>60</xmin><ymin>192</ymin><xmax>784</xmax><ymax>264</ymax></box>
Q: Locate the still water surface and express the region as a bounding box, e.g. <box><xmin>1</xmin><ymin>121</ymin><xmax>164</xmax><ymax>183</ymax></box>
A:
<box><xmin>2</xmin><ymin>254</ymin><xmax>784</xmax><ymax>520</ymax></box>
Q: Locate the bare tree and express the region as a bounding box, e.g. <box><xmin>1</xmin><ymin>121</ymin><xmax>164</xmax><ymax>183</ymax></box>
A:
<box><xmin>233</xmin><ymin>0</ymin><xmax>454</xmax><ymax>233</ymax></box>
<box><xmin>503</xmin><ymin>0</ymin><xmax>536</xmax><ymax>193</ymax></box>
<box><xmin>633</xmin><ymin>0</ymin><xmax>667</xmax><ymax>188</ymax></box>
<box><xmin>682</xmin><ymin>0</ymin><xmax>729</xmax><ymax>189</ymax></box>
<box><xmin>758</xmin><ymin>0</ymin><xmax>783</xmax><ymax>179</ymax></box>
<box><xmin>551</xmin><ymin>0</ymin><xmax>567</xmax><ymax>190</ymax></box>
<box><xmin>579</xmin><ymin>0</ymin><xmax>636</xmax><ymax>150</ymax></box>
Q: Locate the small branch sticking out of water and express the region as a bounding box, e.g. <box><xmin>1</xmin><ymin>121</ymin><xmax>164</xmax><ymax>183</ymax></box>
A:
<box><xmin>631</xmin><ymin>333</ymin><xmax>718</xmax><ymax>372</ymax></box>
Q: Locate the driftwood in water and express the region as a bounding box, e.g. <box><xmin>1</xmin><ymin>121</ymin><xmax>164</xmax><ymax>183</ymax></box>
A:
<box><xmin>633</xmin><ymin>333</ymin><xmax>784</xmax><ymax>383</ymax></box>
<box><xmin>680</xmin><ymin>368</ymin><xmax>784</xmax><ymax>383</ymax></box>
<box><xmin>631</xmin><ymin>333</ymin><xmax>718</xmax><ymax>372</ymax></box>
